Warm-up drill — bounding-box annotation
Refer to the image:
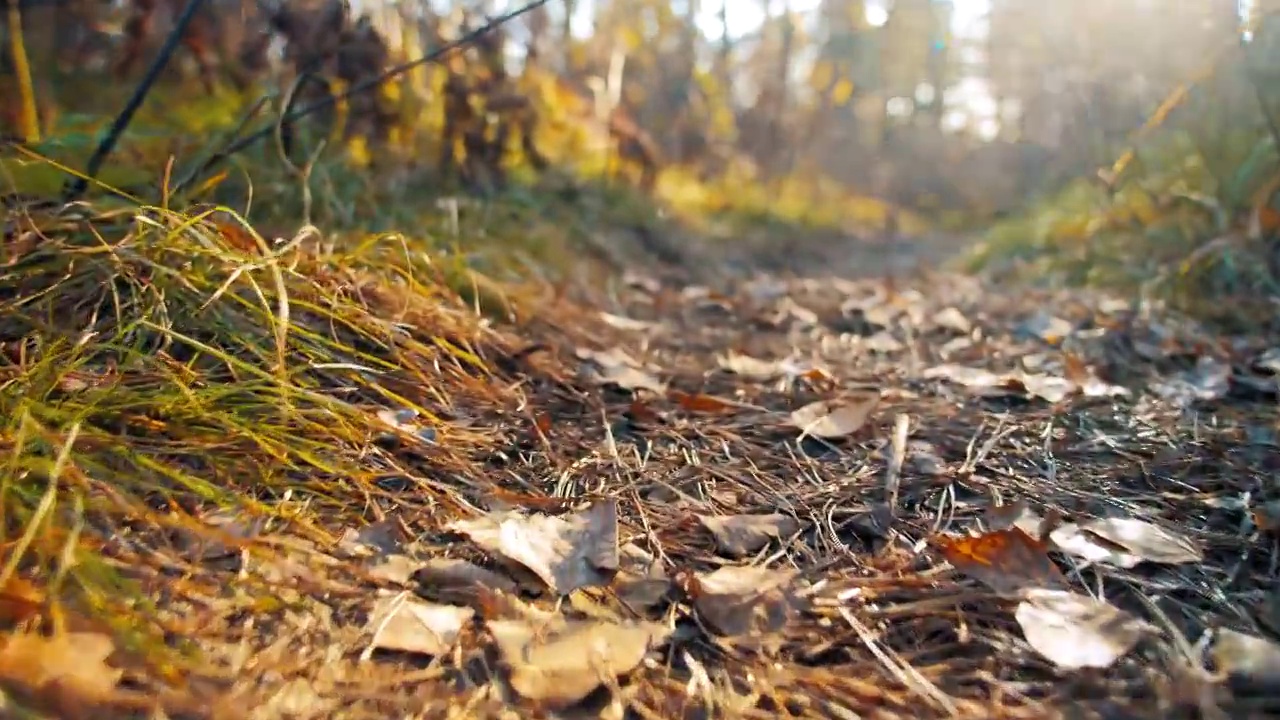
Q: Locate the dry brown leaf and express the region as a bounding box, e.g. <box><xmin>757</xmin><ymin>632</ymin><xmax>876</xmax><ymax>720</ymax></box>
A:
<box><xmin>922</xmin><ymin>364</ymin><xmax>1007</xmax><ymax>390</ymax></box>
<box><xmin>413</xmin><ymin>557</ymin><xmax>519</xmax><ymax>598</ymax></box>
<box><xmin>932</xmin><ymin>307</ymin><xmax>972</xmax><ymax>334</ymax></box>
<box><xmin>612</xmin><ymin>544</ymin><xmax>670</xmax><ymax>612</ymax></box>
<box><xmin>366</xmin><ymin>594</ymin><xmax>474</xmax><ymax>656</ymax></box>
<box><xmin>1017</xmin><ymin>312</ymin><xmax>1075</xmax><ymax>345</ymax></box>
<box><xmin>1252</xmin><ymin>500</ymin><xmax>1280</xmax><ymax>534</ymax></box>
<box><xmin>933</xmin><ymin>527</ymin><xmax>1067</xmax><ymax>593</ymax></box>
<box><xmin>1212</xmin><ymin>629</ymin><xmax>1280</xmax><ymax>683</ymax></box>
<box><xmin>1015</xmin><ymin>588</ymin><xmax>1152</xmax><ymax>669</ymax></box>
<box><xmin>0</xmin><ymin>577</ymin><xmax>45</xmax><ymax>627</ymax></box>
<box><xmin>337</xmin><ymin>519</ymin><xmax>405</xmax><ymax>558</ymax></box>
<box><xmin>1048</xmin><ymin>517</ymin><xmax>1202</xmax><ymax>568</ymax></box>
<box><xmin>1254</xmin><ymin>347</ymin><xmax>1280</xmax><ymax>375</ymax></box>
<box><xmin>577</xmin><ymin>347</ymin><xmax>666</xmax><ymax>393</ymax></box>
<box><xmin>862</xmin><ymin>331</ymin><xmax>905</xmax><ymax>353</ymax></box>
<box><xmin>789</xmin><ymin>392</ymin><xmax>879</xmax><ymax>439</ymax></box>
<box><xmin>697</xmin><ymin>513</ymin><xmax>802</xmax><ymax>558</ymax></box>
<box><xmin>688</xmin><ymin>565</ymin><xmax>803</xmax><ymax>637</ymax></box>
<box><xmin>367</xmin><ymin>554</ymin><xmax>422</xmax><ymax>584</ymax></box>
<box><xmin>1063</xmin><ymin>353</ymin><xmax>1130</xmax><ymax>398</ymax></box>
<box><xmin>489</xmin><ymin>617</ymin><xmax>670</xmax><ymax>708</ymax></box>
<box><xmin>983</xmin><ymin>499</ymin><xmax>1051</xmax><ymax>539</ymax></box>
<box><xmin>447</xmin><ymin>500</ymin><xmax>619</xmax><ymax>595</ymax></box>
<box><xmin>1151</xmin><ymin>356</ymin><xmax>1232</xmax><ymax>404</ymax></box>
<box><xmin>1017</xmin><ymin>373</ymin><xmax>1076</xmax><ymax>403</ymax></box>
<box><xmin>669</xmin><ymin>390</ymin><xmax>737</xmax><ymax>413</ymax></box>
<box><xmin>0</xmin><ymin>631</ymin><xmax>122</xmax><ymax>711</ymax></box>
<box><xmin>717</xmin><ymin>352</ymin><xmax>782</xmax><ymax>380</ymax></box>
<box><xmin>575</xmin><ymin>346</ymin><xmax>641</xmax><ymax>369</ymax></box>
<box><xmin>175</xmin><ymin>507</ymin><xmax>264</xmax><ymax>561</ymax></box>
<box><xmin>591</xmin><ymin>363</ymin><xmax>667</xmax><ymax>393</ymax></box>
<box><xmin>598</xmin><ymin>312</ymin><xmax>659</xmax><ymax>333</ymax></box>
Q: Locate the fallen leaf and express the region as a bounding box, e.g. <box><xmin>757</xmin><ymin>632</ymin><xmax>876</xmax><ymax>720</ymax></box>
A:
<box><xmin>1048</xmin><ymin>517</ymin><xmax>1202</xmax><ymax>568</ymax></box>
<box><xmin>1151</xmin><ymin>356</ymin><xmax>1231</xmax><ymax>404</ymax></box>
<box><xmin>686</xmin><ymin>565</ymin><xmax>803</xmax><ymax>637</ymax></box>
<box><xmin>670</xmin><ymin>390</ymin><xmax>737</xmax><ymax>413</ymax></box>
<box><xmin>933</xmin><ymin>527</ymin><xmax>1067</xmax><ymax>594</ymax></box>
<box><xmin>1213</xmin><ymin>629</ymin><xmax>1280</xmax><ymax>684</ymax></box>
<box><xmin>717</xmin><ymin>352</ymin><xmax>782</xmax><ymax>380</ymax></box>
<box><xmin>1063</xmin><ymin>353</ymin><xmax>1130</xmax><ymax>398</ymax></box>
<box><xmin>922</xmin><ymin>364</ymin><xmax>1008</xmax><ymax>391</ymax></box>
<box><xmin>984</xmin><ymin>500</ymin><xmax>1042</xmax><ymax>537</ymax></box>
<box><xmin>374</xmin><ymin>407</ymin><xmax>438</xmax><ymax>444</ymax></box>
<box><xmin>0</xmin><ymin>631</ymin><xmax>122</xmax><ymax>712</ymax></box>
<box><xmin>790</xmin><ymin>392</ymin><xmax>880</xmax><ymax>439</ymax></box>
<box><xmin>413</xmin><ymin>557</ymin><xmax>519</xmax><ymax>599</ymax></box>
<box><xmin>932</xmin><ymin>307</ymin><xmax>972</xmax><ymax>334</ymax></box>
<box><xmin>697</xmin><ymin>513</ymin><xmax>802</xmax><ymax>558</ymax></box>
<box><xmin>623</xmin><ymin>271</ymin><xmax>661</xmax><ymax>294</ymax></box>
<box><xmin>1017</xmin><ymin>312</ymin><xmax>1075</xmax><ymax>345</ymax></box>
<box><xmin>1015</xmin><ymin>588</ymin><xmax>1151</xmax><ymax>669</ymax></box>
<box><xmin>612</xmin><ymin>544</ymin><xmax>670</xmax><ymax>612</ymax></box>
<box><xmin>1017</xmin><ymin>373</ymin><xmax>1076</xmax><ymax>403</ymax></box>
<box><xmin>367</xmin><ymin>554</ymin><xmax>422</xmax><ymax>584</ymax></box>
<box><xmin>0</xmin><ymin>577</ymin><xmax>44</xmax><ymax>626</ymax></box>
<box><xmin>578</xmin><ymin>347</ymin><xmax>667</xmax><ymax>393</ymax></box>
<box><xmin>489</xmin><ymin>617</ymin><xmax>669</xmax><ymax>707</ymax></box>
<box><xmin>598</xmin><ymin>312</ymin><xmax>659</xmax><ymax>332</ymax></box>
<box><xmin>366</xmin><ymin>594</ymin><xmax>474</xmax><ymax>656</ymax></box>
<box><xmin>1252</xmin><ymin>500</ymin><xmax>1280</xmax><ymax>533</ymax></box>
<box><xmin>906</xmin><ymin>440</ymin><xmax>946</xmax><ymax>475</ymax></box>
<box><xmin>447</xmin><ymin>500</ymin><xmax>619</xmax><ymax>595</ymax></box>
<box><xmin>861</xmin><ymin>331</ymin><xmax>905</xmax><ymax>353</ymax></box>
<box><xmin>175</xmin><ymin>507</ymin><xmax>264</xmax><ymax>561</ymax></box>
<box><xmin>336</xmin><ymin>519</ymin><xmax>405</xmax><ymax>558</ymax></box>
<box><xmin>1253</xmin><ymin>347</ymin><xmax>1280</xmax><ymax>375</ymax></box>
<box><xmin>590</xmin><ymin>363</ymin><xmax>667</xmax><ymax>393</ymax></box>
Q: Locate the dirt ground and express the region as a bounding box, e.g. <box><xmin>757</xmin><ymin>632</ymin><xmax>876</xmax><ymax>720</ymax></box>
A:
<box><xmin>4</xmin><ymin>214</ymin><xmax>1279</xmax><ymax>720</ymax></box>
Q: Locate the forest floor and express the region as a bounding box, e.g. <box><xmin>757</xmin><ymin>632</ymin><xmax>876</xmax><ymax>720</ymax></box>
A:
<box><xmin>1</xmin><ymin>188</ymin><xmax>1278</xmax><ymax>720</ymax></box>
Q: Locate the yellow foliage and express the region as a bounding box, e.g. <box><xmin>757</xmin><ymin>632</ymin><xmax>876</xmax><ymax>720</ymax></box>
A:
<box><xmin>809</xmin><ymin>60</ymin><xmax>836</xmax><ymax>93</ymax></box>
<box><xmin>831</xmin><ymin>79</ymin><xmax>856</xmax><ymax>107</ymax></box>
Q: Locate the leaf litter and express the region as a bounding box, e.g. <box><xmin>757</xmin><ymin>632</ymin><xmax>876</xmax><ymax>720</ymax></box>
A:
<box><xmin>10</xmin><ymin>214</ymin><xmax>1280</xmax><ymax>719</ymax></box>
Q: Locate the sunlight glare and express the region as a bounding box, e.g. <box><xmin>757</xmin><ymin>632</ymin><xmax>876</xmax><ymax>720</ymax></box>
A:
<box><xmin>865</xmin><ymin>4</ymin><xmax>889</xmax><ymax>28</ymax></box>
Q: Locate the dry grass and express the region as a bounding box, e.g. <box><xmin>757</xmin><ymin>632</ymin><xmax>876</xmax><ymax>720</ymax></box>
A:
<box><xmin>0</xmin><ymin>186</ymin><xmax>1276</xmax><ymax>720</ymax></box>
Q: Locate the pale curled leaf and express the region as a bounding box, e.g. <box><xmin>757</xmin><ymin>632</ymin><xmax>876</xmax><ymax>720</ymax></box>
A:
<box><xmin>1212</xmin><ymin>629</ymin><xmax>1280</xmax><ymax>683</ymax></box>
<box><xmin>367</xmin><ymin>554</ymin><xmax>422</xmax><ymax>584</ymax></box>
<box><xmin>447</xmin><ymin>500</ymin><xmax>619</xmax><ymax>595</ymax></box>
<box><xmin>697</xmin><ymin>513</ymin><xmax>802</xmax><ymax>558</ymax></box>
<box><xmin>922</xmin><ymin>364</ymin><xmax>1006</xmax><ymax>389</ymax></box>
<box><xmin>598</xmin><ymin>312</ymin><xmax>659</xmax><ymax>333</ymax></box>
<box><xmin>613</xmin><ymin>543</ymin><xmax>670</xmax><ymax>611</ymax></box>
<box><xmin>489</xmin><ymin>618</ymin><xmax>670</xmax><ymax>707</ymax></box>
<box><xmin>413</xmin><ymin>557</ymin><xmax>519</xmax><ymax>596</ymax></box>
<box><xmin>336</xmin><ymin>519</ymin><xmax>405</xmax><ymax>558</ymax></box>
<box><xmin>861</xmin><ymin>331</ymin><xmax>905</xmax><ymax>353</ymax></box>
<box><xmin>690</xmin><ymin>566</ymin><xmax>803</xmax><ymax>637</ymax></box>
<box><xmin>577</xmin><ymin>347</ymin><xmax>666</xmax><ymax>392</ymax></box>
<box><xmin>789</xmin><ymin>392</ymin><xmax>879</xmax><ymax>439</ymax></box>
<box><xmin>1017</xmin><ymin>373</ymin><xmax>1076</xmax><ymax>403</ymax></box>
<box><xmin>0</xmin><ymin>631</ymin><xmax>122</xmax><ymax>704</ymax></box>
<box><xmin>1049</xmin><ymin>517</ymin><xmax>1202</xmax><ymax>568</ymax></box>
<box><xmin>367</xmin><ymin>595</ymin><xmax>474</xmax><ymax>656</ymax></box>
<box><xmin>1015</xmin><ymin>589</ymin><xmax>1152</xmax><ymax>669</ymax></box>
<box><xmin>1017</xmin><ymin>312</ymin><xmax>1075</xmax><ymax>343</ymax></box>
<box><xmin>717</xmin><ymin>352</ymin><xmax>783</xmax><ymax>380</ymax></box>
<box><xmin>931</xmin><ymin>306</ymin><xmax>972</xmax><ymax>334</ymax></box>
<box><xmin>1151</xmin><ymin>356</ymin><xmax>1231</xmax><ymax>404</ymax></box>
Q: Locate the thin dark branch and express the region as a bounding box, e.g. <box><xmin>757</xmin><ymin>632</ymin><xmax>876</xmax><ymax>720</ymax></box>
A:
<box><xmin>62</xmin><ymin>0</ymin><xmax>207</xmax><ymax>203</ymax></box>
<box><xmin>169</xmin><ymin>0</ymin><xmax>552</xmax><ymax>197</ymax></box>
